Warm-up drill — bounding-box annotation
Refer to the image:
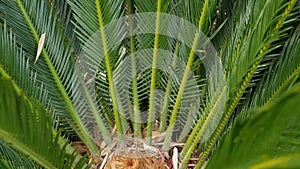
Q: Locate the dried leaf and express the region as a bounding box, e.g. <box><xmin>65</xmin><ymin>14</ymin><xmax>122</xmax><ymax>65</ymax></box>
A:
<box><xmin>34</xmin><ymin>33</ymin><xmax>46</xmax><ymax>64</ymax></box>
<box><xmin>172</xmin><ymin>147</ymin><xmax>178</xmax><ymax>169</ymax></box>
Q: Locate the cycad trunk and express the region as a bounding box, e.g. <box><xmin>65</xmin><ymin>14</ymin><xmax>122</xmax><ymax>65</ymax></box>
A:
<box><xmin>101</xmin><ymin>137</ymin><xmax>169</xmax><ymax>169</ymax></box>
<box><xmin>105</xmin><ymin>155</ymin><xmax>168</xmax><ymax>169</ymax></box>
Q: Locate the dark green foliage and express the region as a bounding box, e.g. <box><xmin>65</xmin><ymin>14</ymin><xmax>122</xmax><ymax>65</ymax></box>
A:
<box><xmin>207</xmin><ymin>84</ymin><xmax>300</xmax><ymax>169</ymax></box>
<box><xmin>0</xmin><ymin>78</ymin><xmax>86</xmax><ymax>168</ymax></box>
<box><xmin>0</xmin><ymin>0</ymin><xmax>299</xmax><ymax>168</ymax></box>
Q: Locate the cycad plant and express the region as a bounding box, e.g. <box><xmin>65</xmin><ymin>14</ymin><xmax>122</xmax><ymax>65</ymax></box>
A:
<box><xmin>0</xmin><ymin>0</ymin><xmax>300</xmax><ymax>168</ymax></box>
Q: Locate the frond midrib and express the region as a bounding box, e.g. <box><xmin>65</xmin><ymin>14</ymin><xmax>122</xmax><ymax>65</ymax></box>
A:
<box><xmin>95</xmin><ymin>0</ymin><xmax>123</xmax><ymax>140</ymax></box>
<box><xmin>263</xmin><ymin>58</ymin><xmax>300</xmax><ymax>110</ymax></box>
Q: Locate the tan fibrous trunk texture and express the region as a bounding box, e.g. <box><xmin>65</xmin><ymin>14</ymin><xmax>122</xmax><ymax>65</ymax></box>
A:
<box><xmin>101</xmin><ymin>136</ymin><xmax>170</xmax><ymax>169</ymax></box>
<box><xmin>104</xmin><ymin>155</ymin><xmax>168</xmax><ymax>169</ymax></box>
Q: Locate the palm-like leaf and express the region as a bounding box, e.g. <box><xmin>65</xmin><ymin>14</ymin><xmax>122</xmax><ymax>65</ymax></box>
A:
<box><xmin>206</xmin><ymin>84</ymin><xmax>300</xmax><ymax>169</ymax></box>
<box><xmin>197</xmin><ymin>0</ymin><xmax>299</xmax><ymax>167</ymax></box>
<box><xmin>0</xmin><ymin>141</ymin><xmax>37</xmax><ymax>168</ymax></box>
<box><xmin>0</xmin><ymin>0</ymin><xmax>299</xmax><ymax>168</ymax></box>
<box><xmin>0</xmin><ymin>0</ymin><xmax>99</xmax><ymax>154</ymax></box>
<box><xmin>0</xmin><ymin>78</ymin><xmax>87</xmax><ymax>169</ymax></box>
<box><xmin>237</xmin><ymin>24</ymin><xmax>300</xmax><ymax>122</ymax></box>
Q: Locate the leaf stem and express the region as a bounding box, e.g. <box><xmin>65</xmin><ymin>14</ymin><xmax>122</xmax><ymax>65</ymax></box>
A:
<box><xmin>95</xmin><ymin>0</ymin><xmax>123</xmax><ymax>139</ymax></box>
<box><xmin>126</xmin><ymin>0</ymin><xmax>142</xmax><ymax>137</ymax></box>
<box><xmin>159</xmin><ymin>43</ymin><xmax>179</xmax><ymax>132</ymax></box>
<box><xmin>180</xmin><ymin>82</ymin><xmax>226</xmax><ymax>169</ymax></box>
<box><xmin>162</xmin><ymin>0</ymin><xmax>208</xmax><ymax>151</ymax></box>
<box><xmin>146</xmin><ymin>0</ymin><xmax>162</xmax><ymax>144</ymax></box>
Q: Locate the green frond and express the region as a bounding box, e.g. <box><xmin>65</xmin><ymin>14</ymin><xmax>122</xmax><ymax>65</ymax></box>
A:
<box><xmin>205</xmin><ymin>84</ymin><xmax>300</xmax><ymax>169</ymax></box>
<box><xmin>169</xmin><ymin>0</ymin><xmax>219</xmax><ymax>34</ymax></box>
<box><xmin>125</xmin><ymin>0</ymin><xmax>142</xmax><ymax>137</ymax></box>
<box><xmin>0</xmin><ymin>78</ymin><xmax>86</xmax><ymax>169</ymax></box>
<box><xmin>228</xmin><ymin>0</ymin><xmax>300</xmax><ymax>125</ymax></box>
<box><xmin>238</xmin><ymin>24</ymin><xmax>300</xmax><ymax>121</ymax></box>
<box><xmin>169</xmin><ymin>0</ymin><xmax>203</xmax><ymax>26</ymax></box>
<box><xmin>0</xmin><ymin>22</ymin><xmax>38</xmax><ymax>100</ymax></box>
<box><xmin>67</xmin><ymin>0</ymin><xmax>124</xmax><ymax>41</ymax></box>
<box><xmin>0</xmin><ymin>141</ymin><xmax>37</xmax><ymax>168</ymax></box>
<box><xmin>134</xmin><ymin>0</ymin><xmax>169</xmax><ymax>13</ymax></box>
<box><xmin>1</xmin><ymin>0</ymin><xmax>300</xmax><ymax>168</ymax></box>
<box><xmin>227</xmin><ymin>0</ymin><xmax>296</xmax><ymax>91</ymax></box>
<box><xmin>162</xmin><ymin>0</ymin><xmax>223</xmax><ymax>151</ymax></box>
<box><xmin>0</xmin><ymin>21</ymin><xmax>83</xmax><ymax>163</ymax></box>
<box><xmin>0</xmin><ymin>0</ymin><xmax>98</xmax><ymax>154</ymax></box>
<box><xmin>68</xmin><ymin>0</ymin><xmax>127</xmax><ymax>141</ymax></box>
<box><xmin>131</xmin><ymin>1</ymin><xmax>172</xmax><ymax>142</ymax></box>
<box><xmin>146</xmin><ymin>0</ymin><xmax>165</xmax><ymax>144</ymax></box>
<box><xmin>50</xmin><ymin>0</ymin><xmax>81</xmax><ymax>55</ymax></box>
<box><xmin>159</xmin><ymin>43</ymin><xmax>180</xmax><ymax>132</ymax></box>
<box><xmin>198</xmin><ymin>0</ymin><xmax>298</xmax><ymax>167</ymax></box>
<box><xmin>180</xmin><ymin>77</ymin><xmax>226</xmax><ymax>164</ymax></box>
<box><xmin>259</xmin><ymin>26</ymin><xmax>300</xmax><ymax>108</ymax></box>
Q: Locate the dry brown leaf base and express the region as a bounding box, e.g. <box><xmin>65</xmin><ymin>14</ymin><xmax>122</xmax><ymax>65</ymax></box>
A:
<box><xmin>100</xmin><ymin>136</ymin><xmax>170</xmax><ymax>169</ymax></box>
<box><xmin>104</xmin><ymin>155</ymin><xmax>169</xmax><ymax>169</ymax></box>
